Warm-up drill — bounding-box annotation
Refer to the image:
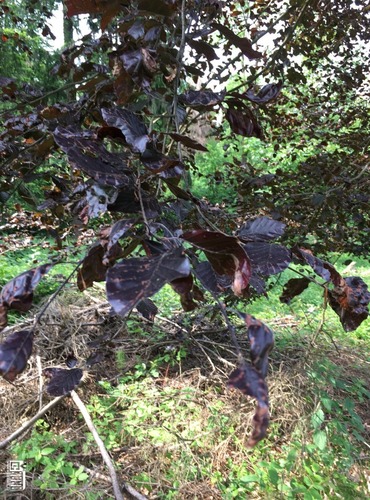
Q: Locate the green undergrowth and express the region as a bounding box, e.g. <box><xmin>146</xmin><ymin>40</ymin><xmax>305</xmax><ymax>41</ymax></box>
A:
<box><xmin>10</xmin><ymin>324</ymin><xmax>370</xmax><ymax>499</ymax></box>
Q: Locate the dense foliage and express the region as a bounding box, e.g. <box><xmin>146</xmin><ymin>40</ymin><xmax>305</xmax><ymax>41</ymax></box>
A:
<box><xmin>0</xmin><ymin>0</ymin><xmax>369</xmax><ymax>446</ymax></box>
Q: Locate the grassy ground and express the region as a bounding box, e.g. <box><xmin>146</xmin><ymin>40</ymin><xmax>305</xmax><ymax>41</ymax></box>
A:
<box><xmin>0</xmin><ymin>242</ymin><xmax>369</xmax><ymax>499</ymax></box>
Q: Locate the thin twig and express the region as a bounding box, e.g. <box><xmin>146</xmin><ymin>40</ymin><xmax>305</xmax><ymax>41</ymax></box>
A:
<box><xmin>213</xmin><ymin>297</ymin><xmax>244</xmax><ymax>364</ymax></box>
<box><xmin>36</xmin><ymin>354</ymin><xmax>43</xmax><ymax>411</ymax></box>
<box><xmin>35</xmin><ymin>258</ymin><xmax>85</xmax><ymax>327</ymax></box>
<box><xmin>0</xmin><ymin>396</ymin><xmax>65</xmax><ymax>449</ymax></box>
<box><xmin>136</xmin><ymin>167</ymin><xmax>150</xmax><ymax>236</ymax></box>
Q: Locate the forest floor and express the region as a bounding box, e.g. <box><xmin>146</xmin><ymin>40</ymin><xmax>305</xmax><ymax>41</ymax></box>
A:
<box><xmin>1</xmin><ymin>280</ymin><xmax>370</xmax><ymax>499</ymax></box>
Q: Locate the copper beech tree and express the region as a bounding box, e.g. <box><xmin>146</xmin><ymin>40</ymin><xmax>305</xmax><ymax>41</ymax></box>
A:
<box><xmin>0</xmin><ymin>0</ymin><xmax>369</xmax><ymax>446</ymax></box>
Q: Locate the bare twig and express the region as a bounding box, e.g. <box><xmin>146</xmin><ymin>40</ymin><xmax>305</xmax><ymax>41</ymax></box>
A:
<box><xmin>71</xmin><ymin>390</ymin><xmax>147</xmax><ymax>500</ymax></box>
<box><xmin>36</xmin><ymin>354</ymin><xmax>43</xmax><ymax>411</ymax></box>
<box><xmin>35</xmin><ymin>258</ymin><xmax>84</xmax><ymax>327</ymax></box>
<box><xmin>136</xmin><ymin>167</ymin><xmax>150</xmax><ymax>236</ymax></box>
<box><xmin>213</xmin><ymin>297</ymin><xmax>244</xmax><ymax>364</ymax></box>
<box><xmin>0</xmin><ymin>396</ymin><xmax>65</xmax><ymax>449</ymax></box>
<box><xmin>70</xmin><ymin>390</ymin><xmax>124</xmax><ymax>500</ymax></box>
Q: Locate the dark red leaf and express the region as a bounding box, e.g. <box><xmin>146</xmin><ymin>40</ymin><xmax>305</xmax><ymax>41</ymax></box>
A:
<box><xmin>186</xmin><ymin>37</ymin><xmax>217</xmax><ymax>61</ymax></box>
<box><xmin>86</xmin><ymin>352</ymin><xmax>105</xmax><ymax>367</ymax></box>
<box><xmin>280</xmin><ymin>277</ymin><xmax>311</xmax><ymax>304</ymax></box>
<box><xmin>168</xmin><ymin>133</ymin><xmax>208</xmax><ymax>152</ymax></box>
<box><xmin>141</xmin><ymin>149</ymin><xmax>185</xmax><ymax>178</ymax></box>
<box><xmin>53</xmin><ymin>127</ymin><xmax>133</xmax><ymax>188</ymax></box>
<box><xmin>244</xmin><ymin>82</ymin><xmax>283</xmax><ymax>104</ymax></box>
<box><xmin>136</xmin><ymin>298</ymin><xmax>158</xmax><ymax>321</ymax></box>
<box><xmin>44</xmin><ymin>367</ymin><xmax>83</xmax><ymax>396</ymax></box>
<box><xmin>65</xmin><ymin>0</ymin><xmax>124</xmax><ymax>30</ymax></box>
<box><xmin>138</xmin><ymin>0</ymin><xmax>176</xmax><ymax>16</ymax></box>
<box><xmin>294</xmin><ymin>248</ymin><xmax>343</xmax><ymax>286</ymax></box>
<box><xmin>194</xmin><ymin>261</ymin><xmax>226</xmax><ymax>294</ymax></box>
<box><xmin>170</xmin><ymin>274</ymin><xmax>203</xmax><ymax>312</ymax></box>
<box><xmin>242</xmin><ymin>314</ymin><xmax>274</xmax><ymax>377</ymax></box>
<box><xmin>238</xmin><ymin>217</ymin><xmax>285</xmax><ymax>242</ymax></box>
<box><xmin>226</xmin><ymin>106</ymin><xmax>263</xmax><ymax>138</ymax></box>
<box><xmin>0</xmin><ymin>330</ymin><xmax>34</xmax><ymax>381</ymax></box>
<box><xmin>179</xmin><ymin>89</ymin><xmax>226</xmax><ymax>109</ymax></box>
<box><xmin>65</xmin><ymin>355</ymin><xmax>78</xmax><ymax>368</ymax></box>
<box><xmin>77</xmin><ymin>243</ymin><xmax>122</xmax><ymax>291</ymax></box>
<box><xmin>102</xmin><ymin>218</ymin><xmax>137</xmax><ymax>265</ymax></box>
<box><xmin>108</xmin><ymin>188</ymin><xmax>161</xmax><ymax>217</ymax></box>
<box><xmin>212</xmin><ymin>22</ymin><xmax>263</xmax><ymax>59</ymax></box>
<box><xmin>0</xmin><ymin>264</ymin><xmax>52</xmax><ymax>331</ymax></box>
<box><xmin>228</xmin><ymin>365</ymin><xmax>269</xmax><ymax>447</ymax></box>
<box><xmin>328</xmin><ymin>276</ymin><xmax>370</xmax><ymax>332</ymax></box>
<box><xmin>77</xmin><ymin>244</ymin><xmax>107</xmax><ymax>291</ymax></box>
<box><xmin>101</xmin><ymin>107</ymin><xmax>149</xmax><ymax>153</ymax></box>
<box><xmin>106</xmin><ymin>247</ymin><xmax>191</xmax><ymax>316</ymax></box>
<box><xmin>243</xmin><ymin>243</ymin><xmax>291</xmax><ymax>276</ymax></box>
<box><xmin>182</xmin><ymin>230</ymin><xmax>251</xmax><ymax>296</ymax></box>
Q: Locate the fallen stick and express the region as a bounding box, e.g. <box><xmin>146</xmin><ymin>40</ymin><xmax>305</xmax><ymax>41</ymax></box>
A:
<box><xmin>70</xmin><ymin>390</ymin><xmax>147</xmax><ymax>500</ymax></box>
<box><xmin>0</xmin><ymin>395</ymin><xmax>65</xmax><ymax>449</ymax></box>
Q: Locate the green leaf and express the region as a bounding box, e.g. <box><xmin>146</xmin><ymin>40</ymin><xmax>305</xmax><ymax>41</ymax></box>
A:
<box><xmin>313</xmin><ymin>430</ymin><xmax>327</xmax><ymax>450</ymax></box>
<box><xmin>240</xmin><ymin>474</ymin><xmax>259</xmax><ymax>483</ymax></box>
<box><xmin>268</xmin><ymin>467</ymin><xmax>279</xmax><ymax>485</ymax></box>
<box><xmin>320</xmin><ymin>397</ymin><xmax>333</xmax><ymax>411</ymax></box>
<box><xmin>41</xmin><ymin>447</ymin><xmax>55</xmax><ymax>455</ymax></box>
<box><xmin>311</xmin><ymin>408</ymin><xmax>325</xmax><ymax>429</ymax></box>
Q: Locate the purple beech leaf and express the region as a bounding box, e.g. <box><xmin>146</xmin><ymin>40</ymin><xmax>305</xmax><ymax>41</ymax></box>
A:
<box><xmin>328</xmin><ymin>276</ymin><xmax>370</xmax><ymax>332</ymax></box>
<box><xmin>280</xmin><ymin>277</ymin><xmax>311</xmax><ymax>304</ymax></box>
<box><xmin>186</xmin><ymin>37</ymin><xmax>218</xmax><ymax>61</ymax></box>
<box><xmin>0</xmin><ymin>264</ymin><xmax>52</xmax><ymax>331</ymax></box>
<box><xmin>194</xmin><ymin>261</ymin><xmax>225</xmax><ymax>294</ymax></box>
<box><xmin>242</xmin><ymin>313</ymin><xmax>274</xmax><ymax>378</ymax></box>
<box><xmin>179</xmin><ymin>89</ymin><xmax>226</xmax><ymax>109</ymax></box>
<box><xmin>53</xmin><ymin>126</ymin><xmax>133</xmax><ymax>188</ymax></box>
<box><xmin>136</xmin><ymin>298</ymin><xmax>158</xmax><ymax>321</ymax></box>
<box><xmin>141</xmin><ymin>148</ymin><xmax>185</xmax><ymax>178</ymax></box>
<box><xmin>226</xmin><ymin>105</ymin><xmax>263</xmax><ymax>138</ymax></box>
<box><xmin>0</xmin><ymin>330</ymin><xmax>34</xmax><ymax>381</ymax></box>
<box><xmin>182</xmin><ymin>230</ymin><xmax>251</xmax><ymax>296</ymax></box>
<box><xmin>228</xmin><ymin>314</ymin><xmax>273</xmax><ymax>446</ymax></box>
<box><xmin>44</xmin><ymin>367</ymin><xmax>83</xmax><ymax>396</ymax></box>
<box><xmin>228</xmin><ymin>365</ymin><xmax>269</xmax><ymax>447</ymax></box>
<box><xmin>243</xmin><ymin>242</ymin><xmax>291</xmax><ymax>276</ymax></box>
<box><xmin>65</xmin><ymin>355</ymin><xmax>78</xmax><ymax>368</ymax></box>
<box><xmin>108</xmin><ymin>188</ymin><xmax>161</xmax><ymax>217</ymax></box>
<box><xmin>212</xmin><ymin>22</ymin><xmax>263</xmax><ymax>59</ymax></box>
<box><xmin>65</xmin><ymin>0</ymin><xmax>123</xmax><ymax>30</ymax></box>
<box><xmin>293</xmin><ymin>248</ymin><xmax>342</xmax><ymax>286</ymax></box>
<box><xmin>77</xmin><ymin>243</ymin><xmax>122</xmax><ymax>291</ymax></box>
<box><xmin>170</xmin><ymin>274</ymin><xmax>203</xmax><ymax>312</ymax></box>
<box><xmin>138</xmin><ymin>0</ymin><xmax>176</xmax><ymax>16</ymax></box>
<box><xmin>244</xmin><ymin>81</ymin><xmax>283</xmax><ymax>104</ymax></box>
<box><xmin>106</xmin><ymin>247</ymin><xmax>191</xmax><ymax>317</ymax></box>
<box><xmin>86</xmin><ymin>352</ymin><xmax>105</xmax><ymax>367</ymax></box>
<box><xmin>168</xmin><ymin>133</ymin><xmax>208</xmax><ymax>152</ymax></box>
<box><xmin>101</xmin><ymin>107</ymin><xmax>149</xmax><ymax>153</ymax></box>
<box><xmin>238</xmin><ymin>217</ymin><xmax>286</xmax><ymax>242</ymax></box>
<box><xmin>103</xmin><ymin>218</ymin><xmax>137</xmax><ymax>265</ymax></box>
